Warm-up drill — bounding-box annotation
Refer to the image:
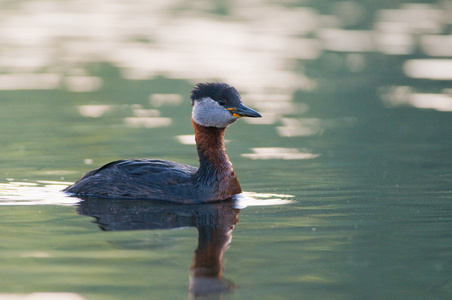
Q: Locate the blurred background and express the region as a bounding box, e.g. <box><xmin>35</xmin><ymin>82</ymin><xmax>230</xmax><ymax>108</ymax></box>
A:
<box><xmin>1</xmin><ymin>0</ymin><xmax>452</xmax><ymax>299</ymax></box>
<box><xmin>1</xmin><ymin>0</ymin><xmax>451</xmax><ymax>181</ymax></box>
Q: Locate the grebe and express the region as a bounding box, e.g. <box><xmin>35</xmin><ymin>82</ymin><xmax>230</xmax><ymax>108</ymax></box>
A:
<box><xmin>64</xmin><ymin>82</ymin><xmax>261</xmax><ymax>203</ymax></box>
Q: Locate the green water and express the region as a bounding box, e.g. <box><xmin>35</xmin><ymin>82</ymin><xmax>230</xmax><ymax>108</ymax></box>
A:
<box><xmin>1</xmin><ymin>1</ymin><xmax>452</xmax><ymax>299</ymax></box>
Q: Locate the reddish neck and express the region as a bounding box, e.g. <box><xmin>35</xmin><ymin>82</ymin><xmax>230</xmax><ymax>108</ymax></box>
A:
<box><xmin>192</xmin><ymin>120</ymin><xmax>241</xmax><ymax>196</ymax></box>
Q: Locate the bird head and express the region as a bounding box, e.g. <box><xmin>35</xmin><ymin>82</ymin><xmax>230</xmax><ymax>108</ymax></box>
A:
<box><xmin>190</xmin><ymin>82</ymin><xmax>261</xmax><ymax>128</ymax></box>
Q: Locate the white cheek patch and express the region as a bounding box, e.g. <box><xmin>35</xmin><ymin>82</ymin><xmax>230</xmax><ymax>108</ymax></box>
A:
<box><xmin>192</xmin><ymin>97</ymin><xmax>237</xmax><ymax>128</ymax></box>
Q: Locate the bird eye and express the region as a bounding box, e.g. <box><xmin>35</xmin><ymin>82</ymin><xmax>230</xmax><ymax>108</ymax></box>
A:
<box><xmin>218</xmin><ymin>100</ymin><xmax>226</xmax><ymax>106</ymax></box>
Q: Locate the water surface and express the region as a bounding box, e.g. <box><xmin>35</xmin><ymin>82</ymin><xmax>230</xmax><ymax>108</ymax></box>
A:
<box><xmin>1</xmin><ymin>1</ymin><xmax>452</xmax><ymax>299</ymax></box>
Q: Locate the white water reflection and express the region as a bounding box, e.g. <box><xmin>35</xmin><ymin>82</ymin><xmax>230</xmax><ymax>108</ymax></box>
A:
<box><xmin>421</xmin><ymin>35</ymin><xmax>452</xmax><ymax>57</ymax></box>
<box><xmin>132</xmin><ymin>108</ymin><xmax>161</xmax><ymax>118</ymax></box>
<box><xmin>176</xmin><ymin>135</ymin><xmax>196</xmax><ymax>145</ymax></box>
<box><xmin>0</xmin><ymin>181</ymin><xmax>78</xmax><ymax>206</ymax></box>
<box><xmin>0</xmin><ymin>74</ymin><xmax>60</xmax><ymax>90</ymax></box>
<box><xmin>0</xmin><ymin>293</ymin><xmax>86</xmax><ymax>300</ymax></box>
<box><xmin>382</xmin><ymin>86</ymin><xmax>452</xmax><ymax>112</ymax></box>
<box><xmin>242</xmin><ymin>147</ymin><xmax>319</xmax><ymax>160</ymax></box>
<box><xmin>83</xmin><ymin>159</ymin><xmax>94</xmax><ymax>165</ymax></box>
<box><xmin>233</xmin><ymin>192</ymin><xmax>294</xmax><ymax>209</ymax></box>
<box><xmin>277</xmin><ymin>118</ymin><xmax>323</xmax><ymax>137</ymax></box>
<box><xmin>277</xmin><ymin>117</ymin><xmax>356</xmax><ymax>137</ymax></box>
<box><xmin>404</xmin><ymin>59</ymin><xmax>452</xmax><ymax>80</ymax></box>
<box><xmin>123</xmin><ymin>117</ymin><xmax>172</xmax><ymax>128</ymax></box>
<box><xmin>77</xmin><ymin>105</ymin><xmax>111</xmax><ymax>118</ymax></box>
<box><xmin>408</xmin><ymin>93</ymin><xmax>452</xmax><ymax>111</ymax></box>
<box><xmin>376</xmin><ymin>29</ymin><xmax>414</xmax><ymax>55</ymax></box>
<box><xmin>377</xmin><ymin>4</ymin><xmax>443</xmax><ymax>34</ymax></box>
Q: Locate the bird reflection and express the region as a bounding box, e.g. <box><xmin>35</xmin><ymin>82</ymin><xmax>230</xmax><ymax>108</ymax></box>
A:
<box><xmin>76</xmin><ymin>197</ymin><xmax>240</xmax><ymax>298</ymax></box>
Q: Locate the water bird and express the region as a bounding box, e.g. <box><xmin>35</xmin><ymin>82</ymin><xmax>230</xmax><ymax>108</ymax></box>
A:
<box><xmin>64</xmin><ymin>82</ymin><xmax>261</xmax><ymax>203</ymax></box>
